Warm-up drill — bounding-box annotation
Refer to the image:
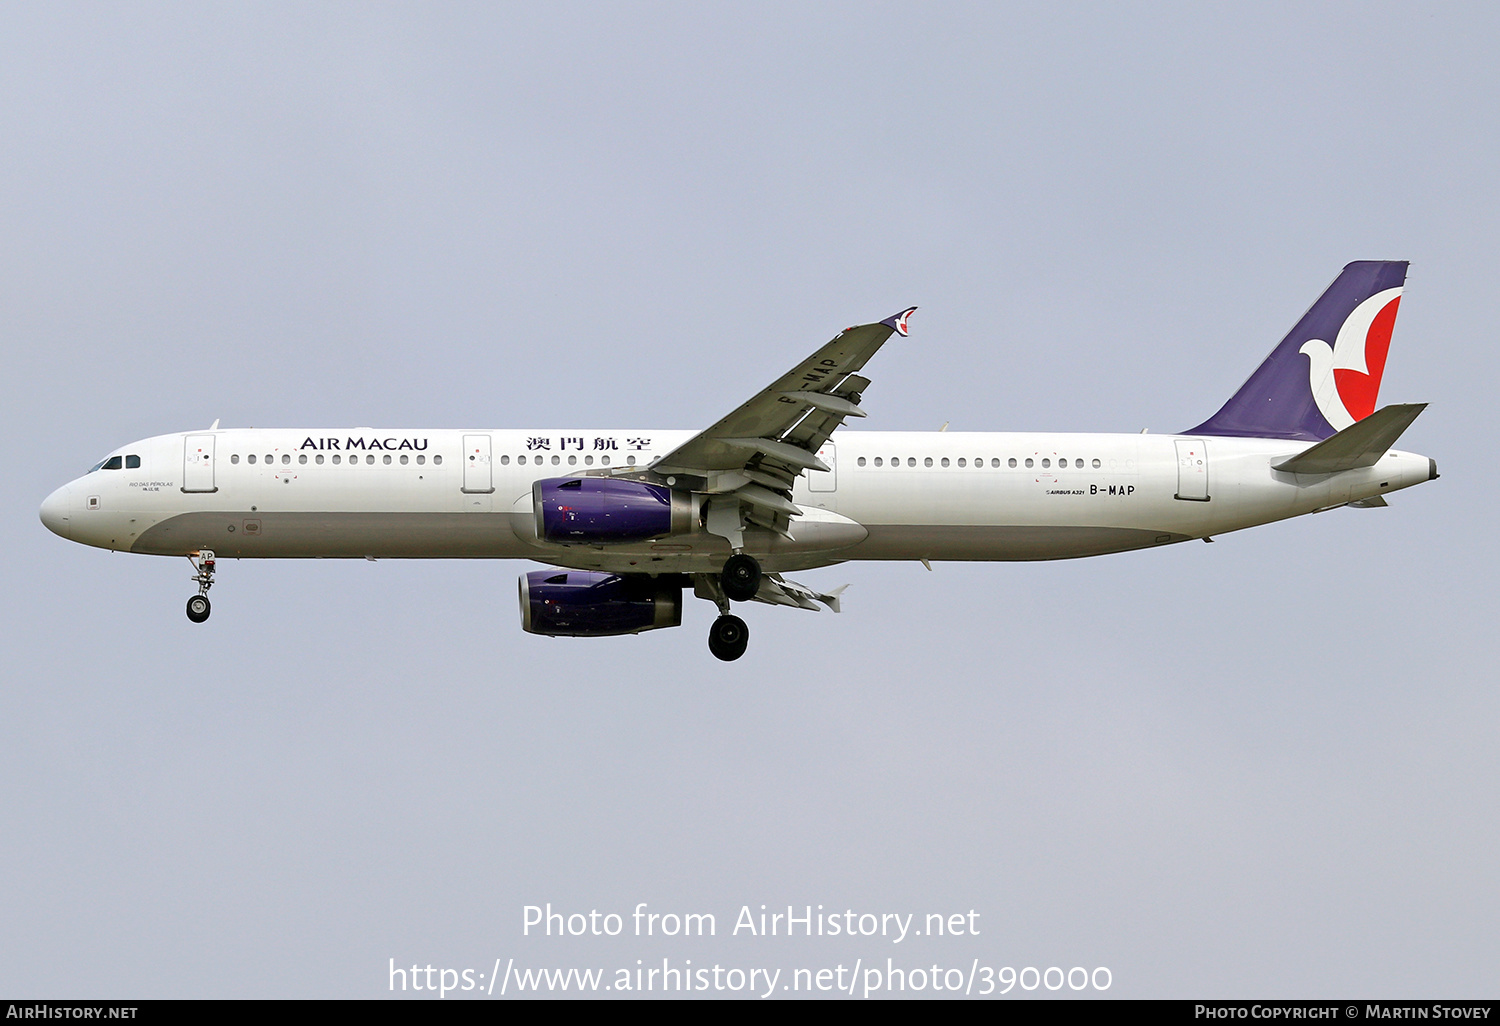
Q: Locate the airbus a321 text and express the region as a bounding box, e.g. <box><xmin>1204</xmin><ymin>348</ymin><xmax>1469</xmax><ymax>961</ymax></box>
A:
<box><xmin>41</xmin><ymin>261</ymin><xmax>1437</xmax><ymax>660</ymax></box>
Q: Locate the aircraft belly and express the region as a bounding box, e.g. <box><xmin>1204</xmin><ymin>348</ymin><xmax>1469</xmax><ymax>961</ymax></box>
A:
<box><xmin>132</xmin><ymin>510</ymin><xmax>530</xmax><ymax>558</ymax></box>
<box><xmin>845</xmin><ymin>524</ymin><xmax>1191</xmax><ymax>561</ymax></box>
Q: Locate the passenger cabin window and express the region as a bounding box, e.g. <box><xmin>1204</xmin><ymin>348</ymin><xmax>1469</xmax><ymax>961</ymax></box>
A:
<box><xmin>231</xmin><ymin>454</ymin><xmax>240</xmax><ymax>464</ymax></box>
<box><xmin>248</xmin><ymin>454</ymin><xmax>257</xmax><ymax>464</ymax></box>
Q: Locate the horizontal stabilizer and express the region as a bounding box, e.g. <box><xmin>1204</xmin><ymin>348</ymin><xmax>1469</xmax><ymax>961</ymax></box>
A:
<box><xmin>1272</xmin><ymin>403</ymin><xmax>1427</xmax><ymax>475</ymax></box>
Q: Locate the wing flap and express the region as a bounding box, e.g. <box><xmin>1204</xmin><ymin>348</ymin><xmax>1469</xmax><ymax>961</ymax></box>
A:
<box><xmin>779</xmin><ymin>390</ymin><xmax>868</xmax><ymax>417</ymax></box>
<box><xmin>735</xmin><ymin>482</ymin><xmax>803</xmax><ymax>517</ymax></box>
<box><xmin>750</xmin><ymin>574</ymin><xmax>848</xmax><ymax>612</ymax></box>
<box><xmin>717</xmin><ymin>437</ymin><xmax>831</xmax><ymax>473</ymax></box>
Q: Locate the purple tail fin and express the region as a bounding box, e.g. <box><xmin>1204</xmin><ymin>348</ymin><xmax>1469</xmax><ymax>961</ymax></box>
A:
<box><xmin>1187</xmin><ymin>261</ymin><xmax>1409</xmax><ymax>441</ymax></box>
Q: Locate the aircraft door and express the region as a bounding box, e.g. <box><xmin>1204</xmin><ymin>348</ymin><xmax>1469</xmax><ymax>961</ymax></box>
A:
<box><xmin>182</xmin><ymin>435</ymin><xmax>217</xmax><ymax>493</ymax></box>
<box><xmin>807</xmin><ymin>442</ymin><xmax>837</xmax><ymax>492</ymax></box>
<box><xmin>1174</xmin><ymin>438</ymin><xmax>1209</xmax><ymax>501</ymax></box>
<box><xmin>462</xmin><ymin>434</ymin><xmax>494</xmax><ymax>494</ymax></box>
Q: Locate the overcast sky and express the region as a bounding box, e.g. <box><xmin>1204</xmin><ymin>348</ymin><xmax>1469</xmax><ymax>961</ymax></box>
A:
<box><xmin>2</xmin><ymin>1</ymin><xmax>1495</xmax><ymax>999</ymax></box>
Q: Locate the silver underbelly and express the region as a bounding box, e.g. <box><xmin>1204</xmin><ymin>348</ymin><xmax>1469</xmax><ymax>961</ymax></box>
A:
<box><xmin>132</xmin><ymin>511</ymin><xmax>531</xmax><ymax>558</ymax></box>
<box><xmin>844</xmin><ymin>524</ymin><xmax>1190</xmax><ymax>561</ymax></box>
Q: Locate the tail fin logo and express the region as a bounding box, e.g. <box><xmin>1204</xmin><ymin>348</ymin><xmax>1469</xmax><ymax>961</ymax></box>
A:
<box><xmin>1298</xmin><ymin>287</ymin><xmax>1402</xmax><ymax>431</ymax></box>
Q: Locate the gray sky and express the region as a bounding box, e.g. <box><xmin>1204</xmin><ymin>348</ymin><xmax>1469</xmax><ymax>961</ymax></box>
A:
<box><xmin>2</xmin><ymin>1</ymin><xmax>1494</xmax><ymax>999</ymax></box>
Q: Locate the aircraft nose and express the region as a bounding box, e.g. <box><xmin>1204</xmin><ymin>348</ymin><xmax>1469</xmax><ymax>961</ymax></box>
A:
<box><xmin>39</xmin><ymin>484</ymin><xmax>72</xmax><ymax>540</ymax></box>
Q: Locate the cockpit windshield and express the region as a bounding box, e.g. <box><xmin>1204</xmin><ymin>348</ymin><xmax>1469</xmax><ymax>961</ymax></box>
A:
<box><xmin>88</xmin><ymin>455</ymin><xmax>128</xmax><ymax>472</ymax></box>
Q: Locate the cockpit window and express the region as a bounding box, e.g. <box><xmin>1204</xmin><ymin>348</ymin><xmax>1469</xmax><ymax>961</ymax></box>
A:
<box><xmin>101</xmin><ymin>456</ymin><xmax>123</xmax><ymax>471</ymax></box>
<box><xmin>125</xmin><ymin>455</ymin><xmax>140</xmax><ymax>469</ymax></box>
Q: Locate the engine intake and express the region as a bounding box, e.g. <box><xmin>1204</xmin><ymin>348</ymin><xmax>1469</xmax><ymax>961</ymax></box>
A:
<box><xmin>534</xmin><ymin>477</ymin><xmax>693</xmax><ymax>543</ymax></box>
<box><xmin>519</xmin><ymin>571</ymin><xmax>683</xmax><ymax>637</ymax></box>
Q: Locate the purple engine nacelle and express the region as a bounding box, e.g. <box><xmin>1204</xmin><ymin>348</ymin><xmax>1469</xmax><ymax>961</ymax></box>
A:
<box><xmin>533</xmin><ymin>477</ymin><xmax>693</xmax><ymax>543</ymax></box>
<box><xmin>519</xmin><ymin>570</ymin><xmax>683</xmax><ymax>637</ymax></box>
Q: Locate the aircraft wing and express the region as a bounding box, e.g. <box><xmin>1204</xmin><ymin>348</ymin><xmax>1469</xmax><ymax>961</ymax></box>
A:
<box><xmin>653</xmin><ymin>307</ymin><xmax>915</xmax><ymax>481</ymax></box>
<box><xmin>648</xmin><ymin>307</ymin><xmax>914</xmax><ymax>541</ymax></box>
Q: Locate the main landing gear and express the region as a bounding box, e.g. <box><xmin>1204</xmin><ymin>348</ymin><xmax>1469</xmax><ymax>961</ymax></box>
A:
<box><xmin>699</xmin><ymin>553</ymin><xmax>761</xmax><ymax>661</ymax></box>
<box><xmin>720</xmin><ymin>552</ymin><xmax>761</xmax><ymax>602</ymax></box>
<box><xmin>708</xmin><ymin>613</ymin><xmax>749</xmax><ymax>662</ymax></box>
<box><xmin>185</xmin><ymin>550</ymin><xmax>216</xmax><ymax>623</ymax></box>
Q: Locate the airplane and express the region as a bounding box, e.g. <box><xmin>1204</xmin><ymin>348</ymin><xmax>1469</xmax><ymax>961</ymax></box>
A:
<box><xmin>39</xmin><ymin>261</ymin><xmax>1437</xmax><ymax>660</ymax></box>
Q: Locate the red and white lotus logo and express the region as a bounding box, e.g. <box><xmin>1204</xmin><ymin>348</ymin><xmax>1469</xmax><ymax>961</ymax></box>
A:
<box><xmin>1300</xmin><ymin>287</ymin><xmax>1402</xmax><ymax>431</ymax></box>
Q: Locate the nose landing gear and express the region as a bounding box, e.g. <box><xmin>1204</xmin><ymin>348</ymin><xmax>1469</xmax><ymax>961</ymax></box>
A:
<box><xmin>185</xmin><ymin>550</ymin><xmax>216</xmax><ymax>623</ymax></box>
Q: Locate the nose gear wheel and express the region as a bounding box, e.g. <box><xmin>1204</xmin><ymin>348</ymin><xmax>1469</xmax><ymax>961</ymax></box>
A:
<box><xmin>185</xmin><ymin>550</ymin><xmax>216</xmax><ymax>623</ymax></box>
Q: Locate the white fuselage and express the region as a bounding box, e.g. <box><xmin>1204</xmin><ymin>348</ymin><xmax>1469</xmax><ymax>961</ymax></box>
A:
<box><xmin>39</xmin><ymin>426</ymin><xmax>1435</xmax><ymax>574</ymax></box>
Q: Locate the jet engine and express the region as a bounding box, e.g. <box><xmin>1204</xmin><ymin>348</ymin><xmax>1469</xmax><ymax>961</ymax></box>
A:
<box><xmin>519</xmin><ymin>570</ymin><xmax>683</xmax><ymax>637</ymax></box>
<box><xmin>533</xmin><ymin>477</ymin><xmax>694</xmax><ymax>543</ymax></box>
